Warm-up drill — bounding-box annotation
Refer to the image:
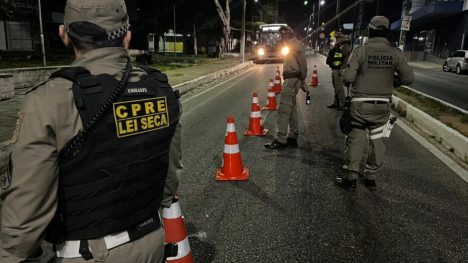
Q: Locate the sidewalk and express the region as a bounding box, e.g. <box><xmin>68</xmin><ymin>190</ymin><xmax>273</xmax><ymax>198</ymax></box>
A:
<box><xmin>0</xmin><ymin>57</ymin><xmax>243</xmax><ymax>142</ymax></box>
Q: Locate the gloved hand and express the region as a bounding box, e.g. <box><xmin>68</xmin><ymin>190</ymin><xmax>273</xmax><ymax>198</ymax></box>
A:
<box><xmin>300</xmin><ymin>81</ymin><xmax>308</xmax><ymax>92</ymax></box>
<box><xmin>343</xmin><ymin>81</ymin><xmax>352</xmax><ymax>88</ymax></box>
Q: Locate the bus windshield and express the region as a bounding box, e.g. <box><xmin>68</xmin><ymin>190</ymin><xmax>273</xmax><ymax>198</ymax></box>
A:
<box><xmin>259</xmin><ymin>32</ymin><xmax>282</xmax><ymax>47</ymax></box>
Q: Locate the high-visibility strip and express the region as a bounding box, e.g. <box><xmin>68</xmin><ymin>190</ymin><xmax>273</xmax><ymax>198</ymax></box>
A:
<box><xmin>224</xmin><ymin>144</ymin><xmax>240</xmax><ymax>154</ymax></box>
<box><xmin>351</xmin><ymin>98</ymin><xmax>390</xmax><ymax>103</ymax></box>
<box><xmin>250</xmin><ymin>111</ymin><xmax>261</xmax><ymax>118</ymax></box>
<box><xmin>167</xmin><ymin>237</ymin><xmax>191</xmax><ymax>260</ymax></box>
<box><xmin>370</xmin><ymin>133</ymin><xmax>384</xmax><ymax>140</ymax></box>
<box><xmin>226</xmin><ymin>123</ymin><xmax>236</xmax><ymax>132</ymax></box>
<box><xmin>370</xmin><ymin>126</ymin><xmax>384</xmax><ymax>133</ymax></box>
<box><xmin>162</xmin><ymin>201</ymin><xmax>182</xmax><ymax>219</ymax></box>
<box><xmin>56</xmin><ymin>241</ymin><xmax>81</xmax><ymax>258</ymax></box>
<box><xmin>252</xmin><ymin>97</ymin><xmax>259</xmax><ymax>103</ymax></box>
<box><xmin>268</xmin><ymin>92</ymin><xmax>275</xmax><ymax>97</ymax></box>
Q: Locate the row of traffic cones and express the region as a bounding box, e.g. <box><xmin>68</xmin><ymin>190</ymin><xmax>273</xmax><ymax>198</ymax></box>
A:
<box><xmin>215</xmin><ymin>65</ymin><xmax>320</xmax><ymax>182</ymax></box>
<box><xmin>162</xmin><ymin>65</ymin><xmax>322</xmax><ymax>263</ymax></box>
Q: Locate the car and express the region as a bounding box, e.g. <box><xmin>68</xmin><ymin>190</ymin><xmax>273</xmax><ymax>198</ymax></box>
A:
<box><xmin>443</xmin><ymin>50</ymin><xmax>468</xmax><ymax>75</ymax></box>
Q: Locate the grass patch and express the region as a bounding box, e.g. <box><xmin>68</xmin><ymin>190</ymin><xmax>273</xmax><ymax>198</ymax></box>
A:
<box><xmin>394</xmin><ymin>87</ymin><xmax>468</xmax><ymax>137</ymax></box>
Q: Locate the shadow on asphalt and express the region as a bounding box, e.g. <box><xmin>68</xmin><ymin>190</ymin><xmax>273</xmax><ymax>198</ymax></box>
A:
<box><xmin>186</xmin><ymin>222</ymin><xmax>217</xmax><ymax>263</ymax></box>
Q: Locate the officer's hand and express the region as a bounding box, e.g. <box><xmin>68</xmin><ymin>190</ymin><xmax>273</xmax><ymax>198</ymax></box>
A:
<box><xmin>343</xmin><ymin>81</ymin><xmax>352</xmax><ymax>88</ymax></box>
<box><xmin>300</xmin><ymin>81</ymin><xmax>308</xmax><ymax>92</ymax></box>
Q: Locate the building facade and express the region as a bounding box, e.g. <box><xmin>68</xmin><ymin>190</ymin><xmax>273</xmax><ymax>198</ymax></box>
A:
<box><xmin>391</xmin><ymin>0</ymin><xmax>467</xmax><ymax>61</ymax></box>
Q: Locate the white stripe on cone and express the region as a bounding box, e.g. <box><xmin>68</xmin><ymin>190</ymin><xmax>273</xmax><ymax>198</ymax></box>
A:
<box><xmin>226</xmin><ymin>123</ymin><xmax>236</xmax><ymax>132</ymax></box>
<box><xmin>370</xmin><ymin>133</ymin><xmax>384</xmax><ymax>140</ymax></box>
<box><xmin>252</xmin><ymin>97</ymin><xmax>259</xmax><ymax>104</ymax></box>
<box><xmin>162</xmin><ymin>201</ymin><xmax>182</xmax><ymax>220</ymax></box>
<box><xmin>250</xmin><ymin>111</ymin><xmax>261</xmax><ymax>118</ymax></box>
<box><xmin>224</xmin><ymin>144</ymin><xmax>240</xmax><ymax>154</ymax></box>
<box><xmin>268</xmin><ymin>92</ymin><xmax>275</xmax><ymax>97</ymax></box>
<box><xmin>167</xmin><ymin>237</ymin><xmax>191</xmax><ymax>260</ymax></box>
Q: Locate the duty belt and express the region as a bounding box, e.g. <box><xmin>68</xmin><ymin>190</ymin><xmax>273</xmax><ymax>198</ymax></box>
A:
<box><xmin>283</xmin><ymin>72</ymin><xmax>302</xmax><ymax>79</ymax></box>
<box><xmin>56</xmin><ymin>213</ymin><xmax>162</xmax><ymax>259</ymax></box>
<box><xmin>351</xmin><ymin>98</ymin><xmax>390</xmax><ymax>104</ymax></box>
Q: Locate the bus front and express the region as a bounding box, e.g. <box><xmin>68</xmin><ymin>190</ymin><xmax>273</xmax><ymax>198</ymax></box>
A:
<box><xmin>254</xmin><ymin>24</ymin><xmax>290</xmax><ymax>63</ymax></box>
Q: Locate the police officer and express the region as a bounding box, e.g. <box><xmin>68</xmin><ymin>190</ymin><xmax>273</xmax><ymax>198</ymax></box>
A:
<box><xmin>326</xmin><ymin>32</ymin><xmax>351</xmax><ymax>110</ymax></box>
<box><xmin>0</xmin><ymin>0</ymin><xmax>182</xmax><ymax>262</ymax></box>
<box><xmin>338</xmin><ymin>16</ymin><xmax>414</xmax><ymax>190</ymax></box>
<box><xmin>265</xmin><ymin>26</ymin><xmax>308</xmax><ymax>150</ymax></box>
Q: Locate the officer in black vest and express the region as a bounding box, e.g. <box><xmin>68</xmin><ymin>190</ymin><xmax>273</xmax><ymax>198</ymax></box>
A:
<box><xmin>326</xmin><ymin>32</ymin><xmax>351</xmax><ymax>110</ymax></box>
<box><xmin>0</xmin><ymin>0</ymin><xmax>182</xmax><ymax>262</ymax></box>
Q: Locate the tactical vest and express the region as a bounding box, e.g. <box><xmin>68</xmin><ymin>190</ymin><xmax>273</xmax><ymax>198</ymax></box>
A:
<box><xmin>44</xmin><ymin>66</ymin><xmax>180</xmax><ymax>243</ymax></box>
<box><xmin>332</xmin><ymin>44</ymin><xmax>344</xmax><ymax>68</ymax></box>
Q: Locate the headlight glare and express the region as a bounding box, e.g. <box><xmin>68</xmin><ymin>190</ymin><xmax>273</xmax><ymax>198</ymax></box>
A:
<box><xmin>258</xmin><ymin>48</ymin><xmax>265</xmax><ymax>56</ymax></box>
<box><xmin>281</xmin><ymin>46</ymin><xmax>289</xmax><ymax>56</ymax></box>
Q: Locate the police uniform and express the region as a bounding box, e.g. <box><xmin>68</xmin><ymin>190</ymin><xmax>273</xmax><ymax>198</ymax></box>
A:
<box><xmin>265</xmin><ymin>26</ymin><xmax>308</xmax><ymax>150</ymax></box>
<box><xmin>326</xmin><ymin>32</ymin><xmax>351</xmax><ymax>110</ymax></box>
<box><xmin>0</xmin><ymin>1</ymin><xmax>182</xmax><ymax>262</ymax></box>
<box><xmin>339</xmin><ymin>16</ymin><xmax>414</xmax><ymax>189</ymax></box>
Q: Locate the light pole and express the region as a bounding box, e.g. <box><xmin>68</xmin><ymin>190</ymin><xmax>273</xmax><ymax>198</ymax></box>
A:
<box><xmin>305</xmin><ymin>3</ymin><xmax>315</xmax><ymax>48</ymax></box>
<box><xmin>38</xmin><ymin>0</ymin><xmax>46</xmax><ymax>67</ymax></box>
<box><xmin>316</xmin><ymin>0</ymin><xmax>325</xmax><ymax>50</ymax></box>
<box><xmin>173</xmin><ymin>4</ymin><xmax>176</xmax><ymax>57</ymax></box>
<box><xmin>241</xmin><ymin>0</ymin><xmax>246</xmax><ymax>63</ymax></box>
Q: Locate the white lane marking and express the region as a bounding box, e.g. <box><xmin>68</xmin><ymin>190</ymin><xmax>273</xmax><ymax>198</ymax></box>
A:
<box><xmin>401</xmin><ymin>85</ymin><xmax>468</xmax><ymax>114</ymax></box>
<box><xmin>181</xmin><ymin>66</ymin><xmax>257</xmax><ymax>104</ymax></box>
<box><xmin>397</xmin><ymin>121</ymin><xmax>468</xmax><ymax>183</ymax></box>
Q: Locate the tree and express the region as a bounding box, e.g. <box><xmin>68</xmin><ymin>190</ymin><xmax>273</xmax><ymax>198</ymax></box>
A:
<box><xmin>213</xmin><ymin>0</ymin><xmax>232</xmax><ymax>56</ymax></box>
<box><xmin>0</xmin><ymin>0</ymin><xmax>16</xmax><ymax>18</ymax></box>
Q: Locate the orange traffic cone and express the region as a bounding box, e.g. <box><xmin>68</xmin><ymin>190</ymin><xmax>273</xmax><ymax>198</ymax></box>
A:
<box><xmin>273</xmin><ymin>70</ymin><xmax>282</xmax><ymax>93</ymax></box>
<box><xmin>216</xmin><ymin>116</ymin><xmax>249</xmax><ymax>181</ymax></box>
<box><xmin>268</xmin><ymin>79</ymin><xmax>274</xmax><ymax>93</ymax></box>
<box><xmin>163</xmin><ymin>198</ymin><xmax>194</xmax><ymax>263</ymax></box>
<box><xmin>263</xmin><ymin>88</ymin><xmax>278</xmax><ymax>111</ymax></box>
<box><xmin>310</xmin><ymin>65</ymin><xmax>319</xmax><ymax>87</ymax></box>
<box><xmin>245</xmin><ymin>92</ymin><xmax>268</xmax><ymax>136</ymax></box>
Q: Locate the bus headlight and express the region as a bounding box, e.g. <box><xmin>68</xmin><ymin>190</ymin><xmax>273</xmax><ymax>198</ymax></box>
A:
<box><xmin>281</xmin><ymin>46</ymin><xmax>289</xmax><ymax>56</ymax></box>
<box><xmin>258</xmin><ymin>48</ymin><xmax>265</xmax><ymax>56</ymax></box>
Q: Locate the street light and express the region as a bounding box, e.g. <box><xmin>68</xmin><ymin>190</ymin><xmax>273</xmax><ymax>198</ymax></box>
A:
<box><xmin>38</xmin><ymin>0</ymin><xmax>46</xmax><ymax>67</ymax></box>
<box><xmin>304</xmin><ymin>1</ymin><xmax>308</xmax><ymax>5</ymax></box>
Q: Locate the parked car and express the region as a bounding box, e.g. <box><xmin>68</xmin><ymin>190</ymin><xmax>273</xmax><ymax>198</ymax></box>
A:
<box><xmin>443</xmin><ymin>50</ymin><xmax>468</xmax><ymax>74</ymax></box>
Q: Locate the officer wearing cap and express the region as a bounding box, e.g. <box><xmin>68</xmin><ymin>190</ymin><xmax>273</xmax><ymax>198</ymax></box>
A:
<box><xmin>0</xmin><ymin>0</ymin><xmax>182</xmax><ymax>262</ymax></box>
<box><xmin>326</xmin><ymin>31</ymin><xmax>351</xmax><ymax>110</ymax></box>
<box><xmin>338</xmin><ymin>16</ymin><xmax>414</xmax><ymax>190</ymax></box>
<box><xmin>265</xmin><ymin>26</ymin><xmax>308</xmax><ymax>150</ymax></box>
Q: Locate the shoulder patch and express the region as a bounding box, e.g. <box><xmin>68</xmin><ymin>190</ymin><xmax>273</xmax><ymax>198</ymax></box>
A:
<box><xmin>11</xmin><ymin>112</ymin><xmax>25</xmax><ymax>144</ymax></box>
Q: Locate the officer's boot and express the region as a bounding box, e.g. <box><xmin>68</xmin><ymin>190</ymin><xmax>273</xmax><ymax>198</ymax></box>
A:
<box><xmin>327</xmin><ymin>95</ymin><xmax>339</xmax><ymax>109</ymax></box>
<box><xmin>336</xmin><ymin>171</ymin><xmax>357</xmax><ymax>191</ymax></box>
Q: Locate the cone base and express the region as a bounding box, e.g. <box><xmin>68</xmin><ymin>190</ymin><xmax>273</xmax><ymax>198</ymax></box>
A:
<box><xmin>167</xmin><ymin>252</ymin><xmax>194</xmax><ymax>263</ymax></box>
<box><xmin>262</xmin><ymin>106</ymin><xmax>278</xmax><ymax>111</ymax></box>
<box><xmin>215</xmin><ymin>167</ymin><xmax>249</xmax><ymax>181</ymax></box>
<box><xmin>244</xmin><ymin>128</ymin><xmax>268</xmax><ymax>136</ymax></box>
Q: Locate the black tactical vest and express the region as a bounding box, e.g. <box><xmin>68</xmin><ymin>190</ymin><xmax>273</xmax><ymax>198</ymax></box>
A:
<box><xmin>44</xmin><ymin>66</ymin><xmax>180</xmax><ymax>243</ymax></box>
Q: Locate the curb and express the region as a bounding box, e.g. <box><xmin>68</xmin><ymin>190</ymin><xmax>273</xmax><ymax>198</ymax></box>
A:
<box><xmin>173</xmin><ymin>61</ymin><xmax>253</xmax><ymax>96</ymax></box>
<box><xmin>392</xmin><ymin>95</ymin><xmax>468</xmax><ymax>164</ymax></box>
<box><xmin>0</xmin><ymin>61</ymin><xmax>255</xmax><ymax>178</ymax></box>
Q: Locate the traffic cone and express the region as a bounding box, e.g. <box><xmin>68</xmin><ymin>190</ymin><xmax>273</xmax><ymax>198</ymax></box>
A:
<box><xmin>245</xmin><ymin>92</ymin><xmax>268</xmax><ymax>136</ymax></box>
<box><xmin>310</xmin><ymin>65</ymin><xmax>319</xmax><ymax>87</ymax></box>
<box><xmin>163</xmin><ymin>198</ymin><xmax>194</xmax><ymax>263</ymax></box>
<box><xmin>263</xmin><ymin>88</ymin><xmax>278</xmax><ymax>111</ymax></box>
<box><xmin>216</xmin><ymin>116</ymin><xmax>249</xmax><ymax>181</ymax></box>
<box><xmin>273</xmin><ymin>70</ymin><xmax>282</xmax><ymax>93</ymax></box>
<box><xmin>267</xmin><ymin>79</ymin><xmax>274</xmax><ymax>93</ymax></box>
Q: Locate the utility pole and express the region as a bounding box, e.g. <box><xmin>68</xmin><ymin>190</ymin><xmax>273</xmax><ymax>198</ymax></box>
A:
<box><xmin>336</xmin><ymin>0</ymin><xmax>341</xmax><ymax>30</ymax></box>
<box><xmin>193</xmin><ymin>24</ymin><xmax>198</xmax><ymax>56</ymax></box>
<box><xmin>306</xmin><ymin>3</ymin><xmax>315</xmax><ymax>49</ymax></box>
<box><xmin>399</xmin><ymin>0</ymin><xmax>412</xmax><ymax>51</ymax></box>
<box><xmin>173</xmin><ymin>4</ymin><xmax>176</xmax><ymax>57</ymax></box>
<box><xmin>38</xmin><ymin>0</ymin><xmax>46</xmax><ymax>67</ymax></box>
<box><xmin>276</xmin><ymin>0</ymin><xmax>279</xmax><ymax>23</ymax></box>
<box><xmin>241</xmin><ymin>0</ymin><xmax>246</xmax><ymax>63</ymax></box>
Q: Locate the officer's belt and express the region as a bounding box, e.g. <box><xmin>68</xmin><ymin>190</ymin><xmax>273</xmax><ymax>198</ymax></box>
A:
<box><xmin>283</xmin><ymin>72</ymin><xmax>302</xmax><ymax>79</ymax></box>
<box><xmin>56</xmin><ymin>213</ymin><xmax>162</xmax><ymax>259</ymax></box>
<box><xmin>351</xmin><ymin>98</ymin><xmax>390</xmax><ymax>104</ymax></box>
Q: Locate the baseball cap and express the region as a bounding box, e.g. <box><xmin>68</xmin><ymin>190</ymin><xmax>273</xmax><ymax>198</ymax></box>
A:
<box><xmin>64</xmin><ymin>0</ymin><xmax>130</xmax><ymax>40</ymax></box>
<box><xmin>368</xmin><ymin>16</ymin><xmax>389</xmax><ymax>30</ymax></box>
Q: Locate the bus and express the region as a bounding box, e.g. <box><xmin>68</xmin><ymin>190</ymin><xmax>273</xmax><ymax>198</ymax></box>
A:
<box><xmin>253</xmin><ymin>24</ymin><xmax>290</xmax><ymax>63</ymax></box>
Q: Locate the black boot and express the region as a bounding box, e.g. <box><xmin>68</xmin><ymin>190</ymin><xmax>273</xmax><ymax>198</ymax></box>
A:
<box><xmin>287</xmin><ymin>138</ymin><xmax>298</xmax><ymax>148</ymax></box>
<box><xmin>327</xmin><ymin>95</ymin><xmax>339</xmax><ymax>109</ymax></box>
<box><xmin>362</xmin><ymin>179</ymin><xmax>377</xmax><ymax>191</ymax></box>
<box><xmin>335</xmin><ymin>176</ymin><xmax>356</xmax><ymax>191</ymax></box>
<box><xmin>264</xmin><ymin>140</ymin><xmax>287</xmax><ymax>150</ymax></box>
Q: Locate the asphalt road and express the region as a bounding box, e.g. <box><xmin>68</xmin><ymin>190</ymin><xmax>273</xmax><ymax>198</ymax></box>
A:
<box><xmin>178</xmin><ymin>54</ymin><xmax>468</xmax><ymax>262</ymax></box>
<box><xmin>409</xmin><ymin>68</ymin><xmax>468</xmax><ymax>110</ymax></box>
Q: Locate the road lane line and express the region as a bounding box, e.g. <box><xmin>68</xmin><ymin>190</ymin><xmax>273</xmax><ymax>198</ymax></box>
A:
<box><xmin>401</xmin><ymin>85</ymin><xmax>468</xmax><ymax>114</ymax></box>
<box><xmin>182</xmin><ymin>66</ymin><xmax>257</xmax><ymax>104</ymax></box>
<box><xmin>397</xmin><ymin>121</ymin><xmax>468</xmax><ymax>183</ymax></box>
